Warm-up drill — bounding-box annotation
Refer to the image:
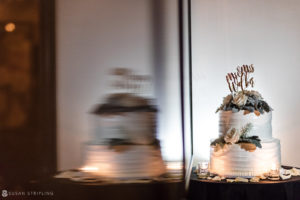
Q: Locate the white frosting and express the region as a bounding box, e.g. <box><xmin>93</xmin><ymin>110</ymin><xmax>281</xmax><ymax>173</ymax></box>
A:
<box><xmin>219</xmin><ymin>111</ymin><xmax>272</xmax><ymax>140</ymax></box>
<box><xmin>210</xmin><ymin>139</ymin><xmax>281</xmax><ymax>177</ymax></box>
<box><xmin>210</xmin><ymin>110</ymin><xmax>281</xmax><ymax>177</ymax></box>
<box><xmin>92</xmin><ymin>112</ymin><xmax>156</xmax><ymax>145</ymax></box>
<box><xmin>83</xmin><ymin>144</ymin><xmax>166</xmax><ymax>178</ymax></box>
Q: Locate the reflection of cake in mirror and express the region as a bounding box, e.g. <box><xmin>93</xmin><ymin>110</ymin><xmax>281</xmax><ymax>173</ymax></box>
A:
<box><xmin>210</xmin><ymin>65</ymin><xmax>281</xmax><ymax>177</ymax></box>
<box><xmin>81</xmin><ymin>69</ymin><xmax>166</xmax><ymax>179</ymax></box>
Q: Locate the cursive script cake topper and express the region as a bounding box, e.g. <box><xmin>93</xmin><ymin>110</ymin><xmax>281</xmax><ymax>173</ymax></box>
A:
<box><xmin>226</xmin><ymin>64</ymin><xmax>255</xmax><ymax>94</ymax></box>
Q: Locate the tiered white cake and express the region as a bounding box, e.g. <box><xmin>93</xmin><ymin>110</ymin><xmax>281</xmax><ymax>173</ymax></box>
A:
<box><xmin>210</xmin><ymin>65</ymin><xmax>281</xmax><ymax>178</ymax></box>
<box><xmin>82</xmin><ymin>93</ymin><xmax>166</xmax><ymax>179</ymax></box>
<box><xmin>210</xmin><ymin>110</ymin><xmax>281</xmax><ymax>177</ymax></box>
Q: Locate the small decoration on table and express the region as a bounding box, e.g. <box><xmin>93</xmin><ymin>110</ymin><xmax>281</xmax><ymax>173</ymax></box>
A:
<box><xmin>280</xmin><ymin>173</ymin><xmax>292</xmax><ymax>180</ymax></box>
<box><xmin>263</xmin><ymin>172</ymin><xmax>269</xmax><ymax>178</ymax></box>
<box><xmin>199</xmin><ymin>166</ymin><xmax>300</xmax><ymax>182</ymax></box>
<box><xmin>198</xmin><ymin>161</ymin><xmax>209</xmax><ymax>174</ymax></box>
<box><xmin>209</xmin><ymin>172</ymin><xmax>218</xmax><ymax>177</ymax></box>
<box><xmin>250</xmin><ymin>177</ymin><xmax>260</xmax><ymax>183</ymax></box>
<box><xmin>235</xmin><ymin>177</ymin><xmax>249</xmax><ymax>183</ymax></box>
<box><xmin>198</xmin><ymin>174</ymin><xmax>208</xmax><ymax>179</ymax></box>
<box><xmin>268</xmin><ymin>176</ymin><xmax>280</xmax><ymax>181</ymax></box>
<box><xmin>259</xmin><ymin>175</ymin><xmax>267</xmax><ymax>180</ymax></box>
<box><xmin>267</xmin><ymin>164</ymin><xmax>280</xmax><ymax>180</ymax></box>
<box><xmin>226</xmin><ymin>179</ymin><xmax>235</xmax><ymax>183</ymax></box>
<box><xmin>291</xmin><ymin>167</ymin><xmax>300</xmax><ymax>176</ymax></box>
<box><xmin>212</xmin><ymin>176</ymin><xmax>222</xmax><ymax>181</ymax></box>
<box><xmin>279</xmin><ymin>168</ymin><xmax>291</xmax><ymax>180</ymax></box>
<box><xmin>197</xmin><ymin>161</ymin><xmax>210</xmax><ymax>179</ymax></box>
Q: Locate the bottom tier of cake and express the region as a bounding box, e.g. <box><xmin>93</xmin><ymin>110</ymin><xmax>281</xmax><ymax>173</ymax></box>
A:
<box><xmin>82</xmin><ymin>143</ymin><xmax>166</xmax><ymax>179</ymax></box>
<box><xmin>209</xmin><ymin>138</ymin><xmax>281</xmax><ymax>177</ymax></box>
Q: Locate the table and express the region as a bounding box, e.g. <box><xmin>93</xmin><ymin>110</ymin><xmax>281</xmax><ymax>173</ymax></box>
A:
<box><xmin>188</xmin><ymin>167</ymin><xmax>300</xmax><ymax>200</ymax></box>
<box><xmin>30</xmin><ymin>175</ymin><xmax>184</xmax><ymax>200</ymax></box>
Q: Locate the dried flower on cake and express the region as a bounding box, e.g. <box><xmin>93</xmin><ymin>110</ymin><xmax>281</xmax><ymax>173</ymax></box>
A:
<box><xmin>224</xmin><ymin>128</ymin><xmax>241</xmax><ymax>144</ymax></box>
<box><xmin>239</xmin><ymin>143</ymin><xmax>257</xmax><ymax>152</ymax></box>
<box><xmin>216</xmin><ymin>94</ymin><xmax>233</xmax><ymax>113</ymax></box>
<box><xmin>223</xmin><ymin>94</ymin><xmax>233</xmax><ymax>106</ymax></box>
<box><xmin>245</xmin><ymin>90</ymin><xmax>263</xmax><ymax>100</ymax></box>
<box><xmin>211</xmin><ymin>122</ymin><xmax>262</xmax><ymax>152</ymax></box>
<box><xmin>232</xmin><ymin>92</ymin><xmax>248</xmax><ymax>107</ymax></box>
<box><xmin>213</xmin><ymin>143</ymin><xmax>230</xmax><ymax>153</ymax></box>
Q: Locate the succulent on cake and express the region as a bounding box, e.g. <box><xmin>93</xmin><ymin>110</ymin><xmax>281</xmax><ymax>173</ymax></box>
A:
<box><xmin>216</xmin><ymin>65</ymin><xmax>272</xmax><ymax>115</ymax></box>
<box><xmin>211</xmin><ymin>123</ymin><xmax>262</xmax><ymax>152</ymax></box>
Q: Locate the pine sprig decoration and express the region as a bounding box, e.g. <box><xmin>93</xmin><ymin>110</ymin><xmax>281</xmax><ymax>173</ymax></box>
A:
<box><xmin>240</xmin><ymin>123</ymin><xmax>253</xmax><ymax>137</ymax></box>
<box><xmin>211</xmin><ymin>122</ymin><xmax>262</xmax><ymax>151</ymax></box>
<box><xmin>238</xmin><ymin>123</ymin><xmax>262</xmax><ymax>148</ymax></box>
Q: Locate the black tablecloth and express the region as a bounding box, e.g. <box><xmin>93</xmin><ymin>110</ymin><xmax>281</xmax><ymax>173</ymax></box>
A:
<box><xmin>188</xmin><ymin>168</ymin><xmax>300</xmax><ymax>200</ymax></box>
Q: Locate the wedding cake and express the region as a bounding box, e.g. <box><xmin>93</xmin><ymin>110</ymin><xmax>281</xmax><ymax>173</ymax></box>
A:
<box><xmin>82</xmin><ymin>69</ymin><xmax>166</xmax><ymax>179</ymax></box>
<box><xmin>210</xmin><ymin>65</ymin><xmax>281</xmax><ymax>177</ymax></box>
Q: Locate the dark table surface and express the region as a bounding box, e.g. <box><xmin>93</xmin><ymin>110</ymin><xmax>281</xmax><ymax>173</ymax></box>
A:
<box><xmin>26</xmin><ymin>174</ymin><xmax>184</xmax><ymax>200</ymax></box>
<box><xmin>188</xmin><ymin>167</ymin><xmax>300</xmax><ymax>200</ymax></box>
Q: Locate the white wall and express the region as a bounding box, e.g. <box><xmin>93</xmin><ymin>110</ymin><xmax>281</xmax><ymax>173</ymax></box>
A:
<box><xmin>56</xmin><ymin>0</ymin><xmax>300</xmax><ymax>171</ymax></box>
<box><xmin>192</xmin><ymin>0</ymin><xmax>300</xmax><ymax>166</ymax></box>
<box><xmin>56</xmin><ymin>0</ymin><xmax>182</xmax><ymax>170</ymax></box>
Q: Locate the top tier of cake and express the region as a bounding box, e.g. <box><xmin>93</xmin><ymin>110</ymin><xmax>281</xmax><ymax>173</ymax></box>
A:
<box><xmin>90</xmin><ymin>93</ymin><xmax>157</xmax><ymax>145</ymax></box>
<box><xmin>219</xmin><ymin>111</ymin><xmax>272</xmax><ymax>140</ymax></box>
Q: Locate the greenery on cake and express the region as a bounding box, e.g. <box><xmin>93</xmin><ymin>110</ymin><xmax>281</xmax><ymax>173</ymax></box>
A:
<box><xmin>237</xmin><ymin>123</ymin><xmax>261</xmax><ymax>148</ymax></box>
<box><xmin>211</xmin><ymin>123</ymin><xmax>262</xmax><ymax>152</ymax></box>
<box><xmin>216</xmin><ymin>65</ymin><xmax>272</xmax><ymax>115</ymax></box>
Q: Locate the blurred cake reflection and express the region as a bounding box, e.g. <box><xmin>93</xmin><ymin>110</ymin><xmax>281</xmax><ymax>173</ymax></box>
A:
<box><xmin>81</xmin><ymin>69</ymin><xmax>166</xmax><ymax>179</ymax></box>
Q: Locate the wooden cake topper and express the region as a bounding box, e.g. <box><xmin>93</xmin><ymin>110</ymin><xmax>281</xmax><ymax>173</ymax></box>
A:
<box><xmin>226</xmin><ymin>64</ymin><xmax>255</xmax><ymax>93</ymax></box>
